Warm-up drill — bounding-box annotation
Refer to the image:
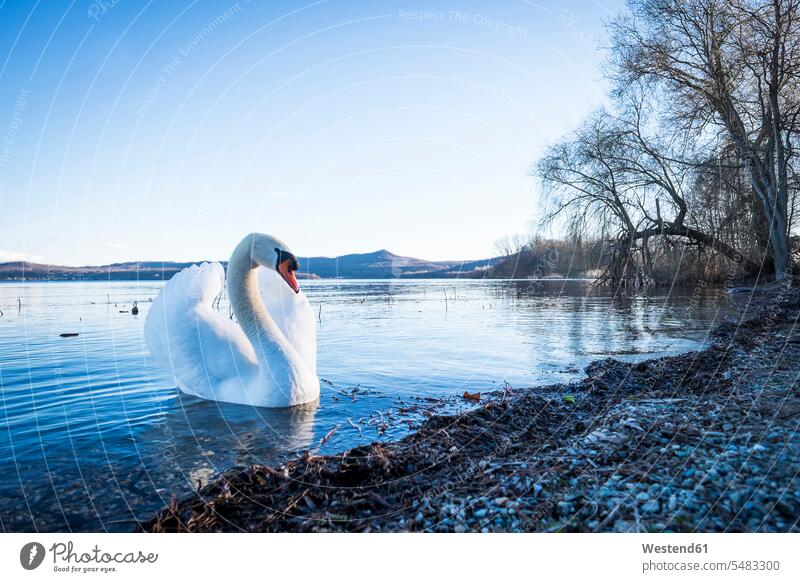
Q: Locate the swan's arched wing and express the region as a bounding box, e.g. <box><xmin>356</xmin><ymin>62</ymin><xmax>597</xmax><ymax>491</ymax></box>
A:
<box><xmin>258</xmin><ymin>267</ymin><xmax>317</xmax><ymax>375</ymax></box>
<box><xmin>145</xmin><ymin>262</ymin><xmax>258</xmax><ymax>399</ymax></box>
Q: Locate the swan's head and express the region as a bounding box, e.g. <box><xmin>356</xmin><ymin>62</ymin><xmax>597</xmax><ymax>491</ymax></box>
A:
<box><xmin>247</xmin><ymin>233</ymin><xmax>301</xmax><ymax>294</ymax></box>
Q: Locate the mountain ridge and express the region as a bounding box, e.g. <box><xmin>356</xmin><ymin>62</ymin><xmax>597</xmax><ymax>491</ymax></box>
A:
<box><xmin>0</xmin><ymin>250</ymin><xmax>499</xmax><ymax>281</ymax></box>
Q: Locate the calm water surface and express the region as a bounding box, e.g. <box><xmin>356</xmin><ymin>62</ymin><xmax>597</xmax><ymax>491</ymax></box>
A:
<box><xmin>0</xmin><ymin>279</ymin><xmax>736</xmax><ymax>531</ymax></box>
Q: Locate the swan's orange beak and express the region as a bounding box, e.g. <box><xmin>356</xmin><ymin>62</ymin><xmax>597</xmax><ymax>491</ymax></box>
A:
<box><xmin>278</xmin><ymin>259</ymin><xmax>300</xmax><ymax>294</ymax></box>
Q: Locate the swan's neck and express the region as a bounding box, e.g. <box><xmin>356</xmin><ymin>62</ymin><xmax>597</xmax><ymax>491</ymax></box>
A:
<box><xmin>226</xmin><ymin>240</ymin><xmax>290</xmax><ymax>363</ymax></box>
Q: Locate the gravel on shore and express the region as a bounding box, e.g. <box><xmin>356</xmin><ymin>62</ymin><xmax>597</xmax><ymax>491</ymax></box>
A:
<box><xmin>140</xmin><ymin>284</ymin><xmax>800</xmax><ymax>533</ymax></box>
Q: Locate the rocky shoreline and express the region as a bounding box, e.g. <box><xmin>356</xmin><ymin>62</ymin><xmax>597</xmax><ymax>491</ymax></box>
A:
<box><xmin>140</xmin><ymin>284</ymin><xmax>800</xmax><ymax>533</ymax></box>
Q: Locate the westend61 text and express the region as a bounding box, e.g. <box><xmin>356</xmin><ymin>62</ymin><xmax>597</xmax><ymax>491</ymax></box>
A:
<box><xmin>642</xmin><ymin>543</ymin><xmax>708</xmax><ymax>554</ymax></box>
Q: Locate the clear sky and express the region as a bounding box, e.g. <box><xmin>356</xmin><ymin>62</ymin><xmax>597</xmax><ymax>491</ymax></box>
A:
<box><xmin>0</xmin><ymin>0</ymin><xmax>625</xmax><ymax>265</ymax></box>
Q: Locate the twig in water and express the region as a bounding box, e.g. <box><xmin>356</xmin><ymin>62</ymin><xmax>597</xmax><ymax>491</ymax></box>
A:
<box><xmin>318</xmin><ymin>305</ymin><xmax>322</xmax><ymax>323</ymax></box>
<box><xmin>319</xmin><ymin>424</ymin><xmax>340</xmax><ymax>446</ymax></box>
<box><xmin>347</xmin><ymin>418</ymin><xmax>363</xmax><ymax>436</ymax></box>
<box><xmin>377</xmin><ymin>411</ymin><xmax>388</xmax><ymax>434</ymax></box>
<box><xmin>443</xmin><ymin>288</ymin><xmax>448</xmax><ymax>313</ymax></box>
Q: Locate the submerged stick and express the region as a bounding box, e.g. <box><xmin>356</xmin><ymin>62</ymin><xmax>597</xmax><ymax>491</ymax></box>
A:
<box><xmin>319</xmin><ymin>424</ymin><xmax>340</xmax><ymax>447</ymax></box>
<box><xmin>347</xmin><ymin>418</ymin><xmax>363</xmax><ymax>437</ymax></box>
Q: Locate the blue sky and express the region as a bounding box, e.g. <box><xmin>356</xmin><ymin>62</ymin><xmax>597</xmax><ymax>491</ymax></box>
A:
<box><xmin>0</xmin><ymin>0</ymin><xmax>625</xmax><ymax>265</ymax></box>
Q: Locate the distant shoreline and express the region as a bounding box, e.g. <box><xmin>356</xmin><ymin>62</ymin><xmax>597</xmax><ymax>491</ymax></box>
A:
<box><xmin>0</xmin><ymin>249</ymin><xmax>501</xmax><ymax>281</ymax></box>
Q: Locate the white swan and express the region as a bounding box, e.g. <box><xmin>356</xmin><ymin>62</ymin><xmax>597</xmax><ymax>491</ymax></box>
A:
<box><xmin>144</xmin><ymin>233</ymin><xmax>319</xmax><ymax>408</ymax></box>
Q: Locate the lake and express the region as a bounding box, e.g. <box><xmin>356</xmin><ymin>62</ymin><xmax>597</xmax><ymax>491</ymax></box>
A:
<box><xmin>0</xmin><ymin>278</ymin><xmax>736</xmax><ymax>532</ymax></box>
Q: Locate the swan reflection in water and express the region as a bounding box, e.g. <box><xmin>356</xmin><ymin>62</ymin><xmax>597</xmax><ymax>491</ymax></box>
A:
<box><xmin>148</xmin><ymin>394</ymin><xmax>320</xmax><ymax>489</ymax></box>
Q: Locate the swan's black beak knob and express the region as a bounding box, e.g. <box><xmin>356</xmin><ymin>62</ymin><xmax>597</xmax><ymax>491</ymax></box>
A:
<box><xmin>275</xmin><ymin>248</ymin><xmax>301</xmax><ymax>293</ymax></box>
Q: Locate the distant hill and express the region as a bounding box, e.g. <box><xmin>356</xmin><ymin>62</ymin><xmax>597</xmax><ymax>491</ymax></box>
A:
<box><xmin>0</xmin><ymin>251</ymin><xmax>499</xmax><ymax>281</ymax></box>
<box><xmin>300</xmin><ymin>249</ymin><xmax>497</xmax><ymax>279</ymax></box>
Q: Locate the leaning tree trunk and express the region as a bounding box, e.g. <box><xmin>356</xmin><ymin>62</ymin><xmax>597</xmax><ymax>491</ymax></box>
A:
<box><xmin>632</xmin><ymin>224</ymin><xmax>761</xmax><ymax>276</ymax></box>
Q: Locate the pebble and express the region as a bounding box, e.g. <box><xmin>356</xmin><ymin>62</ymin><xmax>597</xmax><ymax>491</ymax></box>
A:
<box><xmin>642</xmin><ymin>500</ymin><xmax>660</xmax><ymax>513</ymax></box>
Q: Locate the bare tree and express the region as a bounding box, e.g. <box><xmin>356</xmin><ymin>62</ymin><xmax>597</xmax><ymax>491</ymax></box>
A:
<box><xmin>537</xmin><ymin>104</ymin><xmax>759</xmax><ymax>286</ymax></box>
<box><xmin>493</xmin><ymin>234</ymin><xmax>530</xmax><ymax>258</ymax></box>
<box><xmin>611</xmin><ymin>0</ymin><xmax>800</xmax><ymax>279</ymax></box>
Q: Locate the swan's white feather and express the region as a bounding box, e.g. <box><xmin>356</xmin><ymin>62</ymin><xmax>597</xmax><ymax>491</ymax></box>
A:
<box><xmin>144</xmin><ymin>262</ymin><xmax>259</xmax><ymax>401</ymax></box>
<box><xmin>258</xmin><ymin>267</ymin><xmax>317</xmax><ymax>375</ymax></box>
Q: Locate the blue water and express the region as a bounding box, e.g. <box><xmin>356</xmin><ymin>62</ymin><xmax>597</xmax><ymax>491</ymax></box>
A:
<box><xmin>0</xmin><ymin>279</ymin><xmax>735</xmax><ymax>531</ymax></box>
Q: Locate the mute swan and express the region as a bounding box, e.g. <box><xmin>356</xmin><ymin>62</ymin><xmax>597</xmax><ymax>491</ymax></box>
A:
<box><xmin>144</xmin><ymin>233</ymin><xmax>319</xmax><ymax>407</ymax></box>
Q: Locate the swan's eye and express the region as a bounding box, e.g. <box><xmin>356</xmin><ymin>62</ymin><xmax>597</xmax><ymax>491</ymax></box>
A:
<box><xmin>274</xmin><ymin>248</ymin><xmax>299</xmax><ymax>271</ymax></box>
